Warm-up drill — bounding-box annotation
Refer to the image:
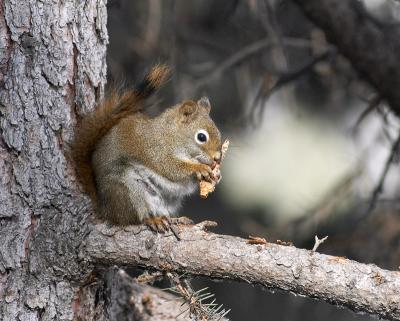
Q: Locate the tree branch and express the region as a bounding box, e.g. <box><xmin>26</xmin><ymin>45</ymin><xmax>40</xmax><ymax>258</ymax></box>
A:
<box><xmin>84</xmin><ymin>223</ymin><xmax>400</xmax><ymax>321</ymax></box>
<box><xmin>368</xmin><ymin>128</ymin><xmax>400</xmax><ymax>212</ymax></box>
<box><xmin>293</xmin><ymin>0</ymin><xmax>400</xmax><ymax>115</ymax></box>
<box><xmin>75</xmin><ymin>267</ymin><xmax>218</xmax><ymax>321</ymax></box>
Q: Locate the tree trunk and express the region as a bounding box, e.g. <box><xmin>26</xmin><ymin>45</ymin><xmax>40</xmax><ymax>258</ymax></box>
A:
<box><xmin>0</xmin><ymin>1</ymin><xmax>108</xmax><ymax>320</ymax></box>
<box><xmin>0</xmin><ymin>3</ymin><xmax>197</xmax><ymax>320</ymax></box>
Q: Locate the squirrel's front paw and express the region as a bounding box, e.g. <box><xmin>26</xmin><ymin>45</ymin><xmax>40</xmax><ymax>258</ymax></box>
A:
<box><xmin>195</xmin><ymin>164</ymin><xmax>214</xmax><ymax>182</ymax></box>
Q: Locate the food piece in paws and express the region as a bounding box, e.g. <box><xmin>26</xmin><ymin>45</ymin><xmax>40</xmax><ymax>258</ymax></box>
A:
<box><xmin>199</xmin><ymin>139</ymin><xmax>229</xmax><ymax>198</ymax></box>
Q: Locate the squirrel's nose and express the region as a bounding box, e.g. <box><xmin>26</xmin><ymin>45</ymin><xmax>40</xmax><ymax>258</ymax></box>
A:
<box><xmin>213</xmin><ymin>151</ymin><xmax>221</xmax><ymax>162</ymax></box>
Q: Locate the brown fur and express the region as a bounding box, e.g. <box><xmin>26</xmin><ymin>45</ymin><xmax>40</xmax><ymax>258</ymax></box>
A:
<box><xmin>97</xmin><ymin>179</ymin><xmax>142</xmax><ymax>225</ymax></box>
<box><xmin>92</xmin><ymin>96</ymin><xmax>221</xmax><ymax>225</ymax></box>
<box><xmin>114</xmin><ymin>99</ymin><xmax>222</xmax><ymax>184</ymax></box>
<box><xmin>72</xmin><ymin>64</ymin><xmax>221</xmax><ymax>226</ymax></box>
<box><xmin>147</xmin><ymin>64</ymin><xmax>170</xmax><ymax>89</ymax></box>
<box><xmin>71</xmin><ymin>64</ymin><xmax>170</xmax><ymax>202</ymax></box>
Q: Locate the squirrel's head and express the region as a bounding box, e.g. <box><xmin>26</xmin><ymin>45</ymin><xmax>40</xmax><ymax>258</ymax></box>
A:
<box><xmin>165</xmin><ymin>97</ymin><xmax>222</xmax><ymax>166</ymax></box>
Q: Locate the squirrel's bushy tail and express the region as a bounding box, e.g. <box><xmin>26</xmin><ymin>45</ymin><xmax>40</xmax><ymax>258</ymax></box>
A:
<box><xmin>71</xmin><ymin>64</ymin><xmax>170</xmax><ymax>201</ymax></box>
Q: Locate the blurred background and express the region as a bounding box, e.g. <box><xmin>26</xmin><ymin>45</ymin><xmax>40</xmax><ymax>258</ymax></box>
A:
<box><xmin>107</xmin><ymin>0</ymin><xmax>400</xmax><ymax>320</ymax></box>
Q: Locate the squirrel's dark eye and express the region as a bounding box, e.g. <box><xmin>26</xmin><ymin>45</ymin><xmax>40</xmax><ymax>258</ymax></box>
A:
<box><xmin>195</xmin><ymin>129</ymin><xmax>209</xmax><ymax>145</ymax></box>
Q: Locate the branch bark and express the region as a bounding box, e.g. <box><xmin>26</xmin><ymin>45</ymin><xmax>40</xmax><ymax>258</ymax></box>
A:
<box><xmin>85</xmin><ymin>222</ymin><xmax>400</xmax><ymax>321</ymax></box>
<box><xmin>74</xmin><ymin>268</ymin><xmax>205</xmax><ymax>321</ymax></box>
<box><xmin>293</xmin><ymin>0</ymin><xmax>400</xmax><ymax>115</ymax></box>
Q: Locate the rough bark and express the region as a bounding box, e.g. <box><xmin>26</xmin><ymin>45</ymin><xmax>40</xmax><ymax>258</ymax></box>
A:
<box><xmin>85</xmin><ymin>223</ymin><xmax>400</xmax><ymax>321</ymax></box>
<box><xmin>292</xmin><ymin>0</ymin><xmax>400</xmax><ymax>115</ymax></box>
<box><xmin>74</xmin><ymin>268</ymin><xmax>203</xmax><ymax>321</ymax></box>
<box><xmin>0</xmin><ymin>1</ymin><xmax>108</xmax><ymax>320</ymax></box>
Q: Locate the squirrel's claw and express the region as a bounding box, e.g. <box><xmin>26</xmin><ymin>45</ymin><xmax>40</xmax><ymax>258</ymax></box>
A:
<box><xmin>196</xmin><ymin>164</ymin><xmax>214</xmax><ymax>182</ymax></box>
<box><xmin>144</xmin><ymin>216</ymin><xmax>193</xmax><ymax>239</ymax></box>
<box><xmin>144</xmin><ymin>216</ymin><xmax>170</xmax><ymax>233</ymax></box>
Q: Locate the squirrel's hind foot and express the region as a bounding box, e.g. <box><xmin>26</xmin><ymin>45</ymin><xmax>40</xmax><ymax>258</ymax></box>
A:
<box><xmin>144</xmin><ymin>216</ymin><xmax>170</xmax><ymax>233</ymax></box>
<box><xmin>144</xmin><ymin>216</ymin><xmax>194</xmax><ymax>240</ymax></box>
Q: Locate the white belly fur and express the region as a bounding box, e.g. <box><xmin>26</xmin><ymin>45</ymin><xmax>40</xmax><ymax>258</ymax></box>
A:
<box><xmin>122</xmin><ymin>164</ymin><xmax>197</xmax><ymax>217</ymax></box>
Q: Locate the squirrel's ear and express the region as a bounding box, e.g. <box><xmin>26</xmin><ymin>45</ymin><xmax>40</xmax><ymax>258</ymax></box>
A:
<box><xmin>178</xmin><ymin>101</ymin><xmax>198</xmax><ymax>123</ymax></box>
<box><xmin>197</xmin><ymin>97</ymin><xmax>211</xmax><ymax>114</ymax></box>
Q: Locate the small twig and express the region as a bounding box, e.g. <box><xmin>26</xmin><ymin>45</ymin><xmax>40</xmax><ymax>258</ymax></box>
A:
<box><xmin>247</xmin><ymin>235</ymin><xmax>267</xmax><ymax>245</ymax></box>
<box><xmin>276</xmin><ymin>240</ymin><xmax>293</xmax><ymax>246</ymax></box>
<box><xmin>165</xmin><ymin>272</ymin><xmax>230</xmax><ymax>320</ymax></box>
<box><xmin>368</xmin><ymin>128</ymin><xmax>400</xmax><ymax>213</ymax></box>
<box><xmin>352</xmin><ymin>95</ymin><xmax>381</xmax><ymax>134</ymax></box>
<box><xmin>193</xmin><ymin>220</ymin><xmax>218</xmax><ymax>231</ymax></box>
<box><xmin>136</xmin><ymin>271</ymin><xmax>164</xmax><ymax>284</ymax></box>
<box><xmin>312</xmin><ymin>235</ymin><xmax>328</xmax><ymax>252</ymax></box>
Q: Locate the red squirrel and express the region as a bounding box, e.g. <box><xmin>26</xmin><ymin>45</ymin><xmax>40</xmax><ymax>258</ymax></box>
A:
<box><xmin>71</xmin><ymin>65</ymin><xmax>222</xmax><ymax>231</ymax></box>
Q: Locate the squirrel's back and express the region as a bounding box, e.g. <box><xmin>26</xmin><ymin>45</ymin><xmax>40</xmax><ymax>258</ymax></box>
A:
<box><xmin>71</xmin><ymin>64</ymin><xmax>170</xmax><ymax>202</ymax></box>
